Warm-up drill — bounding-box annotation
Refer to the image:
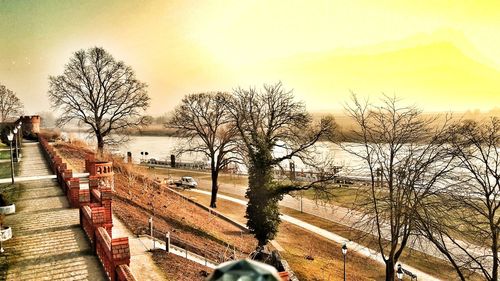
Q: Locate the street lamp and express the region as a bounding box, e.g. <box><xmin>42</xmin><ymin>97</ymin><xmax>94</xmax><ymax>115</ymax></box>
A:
<box><xmin>7</xmin><ymin>132</ymin><xmax>14</xmax><ymax>184</ymax></box>
<box><xmin>342</xmin><ymin>242</ymin><xmax>347</xmax><ymax>281</ymax></box>
<box><xmin>397</xmin><ymin>264</ymin><xmax>404</xmax><ymax>280</ymax></box>
<box><xmin>148</xmin><ymin>216</ymin><xmax>155</xmax><ymax>250</ymax></box>
<box><xmin>12</xmin><ymin>128</ymin><xmax>18</xmax><ymax>162</ymax></box>
<box><xmin>16</xmin><ymin>122</ymin><xmax>21</xmax><ymax>159</ymax></box>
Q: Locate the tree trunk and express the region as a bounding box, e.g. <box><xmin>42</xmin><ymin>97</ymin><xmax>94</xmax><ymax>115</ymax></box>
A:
<box><xmin>491</xmin><ymin>226</ymin><xmax>498</xmax><ymax>281</ymax></box>
<box><xmin>210</xmin><ymin>168</ymin><xmax>219</xmax><ymax>208</ymax></box>
<box><xmin>96</xmin><ymin>133</ymin><xmax>105</xmax><ymax>157</ymax></box>
<box><xmin>385</xmin><ymin>259</ymin><xmax>394</xmax><ymax>281</ymax></box>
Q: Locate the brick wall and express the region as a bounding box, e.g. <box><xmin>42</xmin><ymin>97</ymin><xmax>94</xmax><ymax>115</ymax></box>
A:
<box><xmin>19</xmin><ymin>115</ymin><xmax>40</xmax><ymax>135</ymax></box>
<box><xmin>39</xmin><ymin>137</ymin><xmax>88</xmax><ymax>208</ymax></box>
<box><xmin>39</xmin><ymin>137</ymin><xmax>136</xmax><ymax>281</ymax></box>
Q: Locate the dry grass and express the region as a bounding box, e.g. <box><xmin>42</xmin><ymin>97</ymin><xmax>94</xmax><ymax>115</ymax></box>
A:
<box><xmin>278</xmin><ymin>222</ymin><xmax>384</xmax><ymax>281</ymax></box>
<box><xmin>53</xmin><ymin>141</ymin><xmax>93</xmax><ymax>173</ymax></box>
<box><xmin>151</xmin><ymin>250</ymin><xmax>211</xmax><ymax>281</ymax></box>
<box><xmin>180</xmin><ymin>189</ymin><xmax>386</xmax><ymax>280</ymax></box>
<box><xmin>282</xmin><ymin>208</ymin><xmax>483</xmax><ymax>281</ymax></box>
<box><xmin>112</xmin><ymin>165</ymin><xmax>257</xmax><ymax>257</ymax></box>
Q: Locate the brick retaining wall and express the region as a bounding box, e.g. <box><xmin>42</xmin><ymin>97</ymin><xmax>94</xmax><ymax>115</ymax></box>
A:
<box><xmin>39</xmin><ymin>137</ymin><xmax>136</xmax><ymax>281</ymax></box>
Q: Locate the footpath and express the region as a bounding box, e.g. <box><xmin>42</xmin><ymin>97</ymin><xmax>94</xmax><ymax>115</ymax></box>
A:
<box><xmin>111</xmin><ymin>215</ymin><xmax>167</xmax><ymax>280</ymax></box>
<box><xmin>0</xmin><ymin>142</ymin><xmax>106</xmax><ymax>280</ymax></box>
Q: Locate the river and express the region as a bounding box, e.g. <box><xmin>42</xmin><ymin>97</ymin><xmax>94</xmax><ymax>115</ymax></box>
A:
<box><xmin>61</xmin><ymin>132</ymin><xmax>366</xmax><ymax>175</ymax></box>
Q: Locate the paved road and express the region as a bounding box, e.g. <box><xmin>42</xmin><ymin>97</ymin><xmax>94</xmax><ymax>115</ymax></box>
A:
<box><xmin>0</xmin><ymin>141</ymin><xmax>106</xmax><ymax>281</ymax></box>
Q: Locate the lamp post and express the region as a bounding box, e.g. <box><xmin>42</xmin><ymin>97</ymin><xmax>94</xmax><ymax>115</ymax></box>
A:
<box><xmin>13</xmin><ymin>128</ymin><xmax>18</xmax><ymax>162</ymax></box>
<box><xmin>149</xmin><ymin>216</ymin><xmax>155</xmax><ymax>250</ymax></box>
<box><xmin>342</xmin><ymin>242</ymin><xmax>347</xmax><ymax>281</ymax></box>
<box><xmin>7</xmin><ymin>132</ymin><xmax>14</xmax><ymax>184</ymax></box>
<box><xmin>397</xmin><ymin>264</ymin><xmax>404</xmax><ymax>281</ymax></box>
<box><xmin>16</xmin><ymin>122</ymin><xmax>21</xmax><ymax>159</ymax></box>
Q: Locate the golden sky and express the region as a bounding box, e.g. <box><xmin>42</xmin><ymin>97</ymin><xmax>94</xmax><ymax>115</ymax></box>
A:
<box><xmin>1</xmin><ymin>0</ymin><xmax>500</xmax><ymax>115</ymax></box>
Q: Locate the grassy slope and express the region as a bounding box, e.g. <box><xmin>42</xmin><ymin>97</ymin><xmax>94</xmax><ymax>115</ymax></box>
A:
<box><xmin>53</xmin><ymin>141</ymin><xmax>260</xmax><ymax>280</ymax></box>
<box><xmin>179</xmin><ymin>188</ymin><xmax>385</xmax><ymax>280</ymax></box>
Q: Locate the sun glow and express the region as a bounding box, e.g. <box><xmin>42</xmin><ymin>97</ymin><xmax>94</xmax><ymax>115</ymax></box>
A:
<box><xmin>1</xmin><ymin>0</ymin><xmax>500</xmax><ymax>115</ymax></box>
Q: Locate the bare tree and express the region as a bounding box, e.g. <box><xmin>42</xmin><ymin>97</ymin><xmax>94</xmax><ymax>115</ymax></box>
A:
<box><xmin>167</xmin><ymin>92</ymin><xmax>240</xmax><ymax>208</ymax></box>
<box><xmin>417</xmin><ymin>117</ymin><xmax>500</xmax><ymax>281</ymax></box>
<box><xmin>343</xmin><ymin>94</ymin><xmax>453</xmax><ymax>281</ymax></box>
<box><xmin>0</xmin><ymin>83</ymin><xmax>23</xmax><ymax>122</ymax></box>
<box><xmin>227</xmin><ymin>82</ymin><xmax>336</xmax><ymax>248</ymax></box>
<box><xmin>48</xmin><ymin>47</ymin><xmax>150</xmax><ymax>154</ymax></box>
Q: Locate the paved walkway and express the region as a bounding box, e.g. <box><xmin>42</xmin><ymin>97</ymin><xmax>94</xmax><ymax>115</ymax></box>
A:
<box><xmin>0</xmin><ymin>142</ymin><xmax>106</xmax><ymax>281</ymax></box>
<box><xmin>112</xmin><ymin>215</ymin><xmax>167</xmax><ymax>281</ymax></box>
<box><xmin>18</xmin><ymin>142</ymin><xmax>53</xmax><ymax>177</ymax></box>
<box><xmin>22</xmin><ymin>142</ymin><xmax>166</xmax><ymax>280</ymax></box>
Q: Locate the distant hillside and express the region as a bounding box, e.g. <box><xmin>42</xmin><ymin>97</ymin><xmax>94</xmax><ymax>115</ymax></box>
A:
<box><xmin>312</xmin><ymin>109</ymin><xmax>500</xmax><ymax>142</ymax></box>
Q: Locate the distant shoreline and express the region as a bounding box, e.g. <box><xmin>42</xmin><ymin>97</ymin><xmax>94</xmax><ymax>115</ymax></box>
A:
<box><xmin>60</xmin><ymin>126</ymin><xmax>179</xmax><ymax>137</ymax></box>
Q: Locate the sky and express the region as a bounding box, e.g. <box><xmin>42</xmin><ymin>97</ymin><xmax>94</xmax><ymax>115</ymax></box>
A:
<box><xmin>1</xmin><ymin>0</ymin><xmax>500</xmax><ymax>116</ymax></box>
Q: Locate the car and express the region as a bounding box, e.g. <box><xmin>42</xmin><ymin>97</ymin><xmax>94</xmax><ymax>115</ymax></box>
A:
<box><xmin>174</xmin><ymin>176</ymin><xmax>198</xmax><ymax>188</ymax></box>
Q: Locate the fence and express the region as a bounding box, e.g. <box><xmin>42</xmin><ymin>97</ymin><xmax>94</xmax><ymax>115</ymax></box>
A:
<box><xmin>136</xmin><ymin>226</ymin><xmax>224</xmax><ymax>267</ymax></box>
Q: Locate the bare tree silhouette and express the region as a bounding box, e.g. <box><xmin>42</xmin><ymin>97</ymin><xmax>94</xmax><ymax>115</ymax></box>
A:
<box><xmin>0</xmin><ymin>83</ymin><xmax>23</xmax><ymax>122</ymax></box>
<box><xmin>167</xmin><ymin>92</ymin><xmax>240</xmax><ymax>208</ymax></box>
<box><xmin>48</xmin><ymin>47</ymin><xmax>150</xmax><ymax>154</ymax></box>
<box><xmin>343</xmin><ymin>94</ymin><xmax>453</xmax><ymax>281</ymax></box>
<box><xmin>418</xmin><ymin>117</ymin><xmax>500</xmax><ymax>281</ymax></box>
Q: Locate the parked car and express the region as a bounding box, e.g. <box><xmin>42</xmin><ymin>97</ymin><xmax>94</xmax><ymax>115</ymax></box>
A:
<box><xmin>174</xmin><ymin>176</ymin><xmax>198</xmax><ymax>188</ymax></box>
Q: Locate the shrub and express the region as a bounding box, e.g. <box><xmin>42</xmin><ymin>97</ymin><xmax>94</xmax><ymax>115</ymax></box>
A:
<box><xmin>0</xmin><ymin>193</ymin><xmax>10</xmax><ymax>206</ymax></box>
